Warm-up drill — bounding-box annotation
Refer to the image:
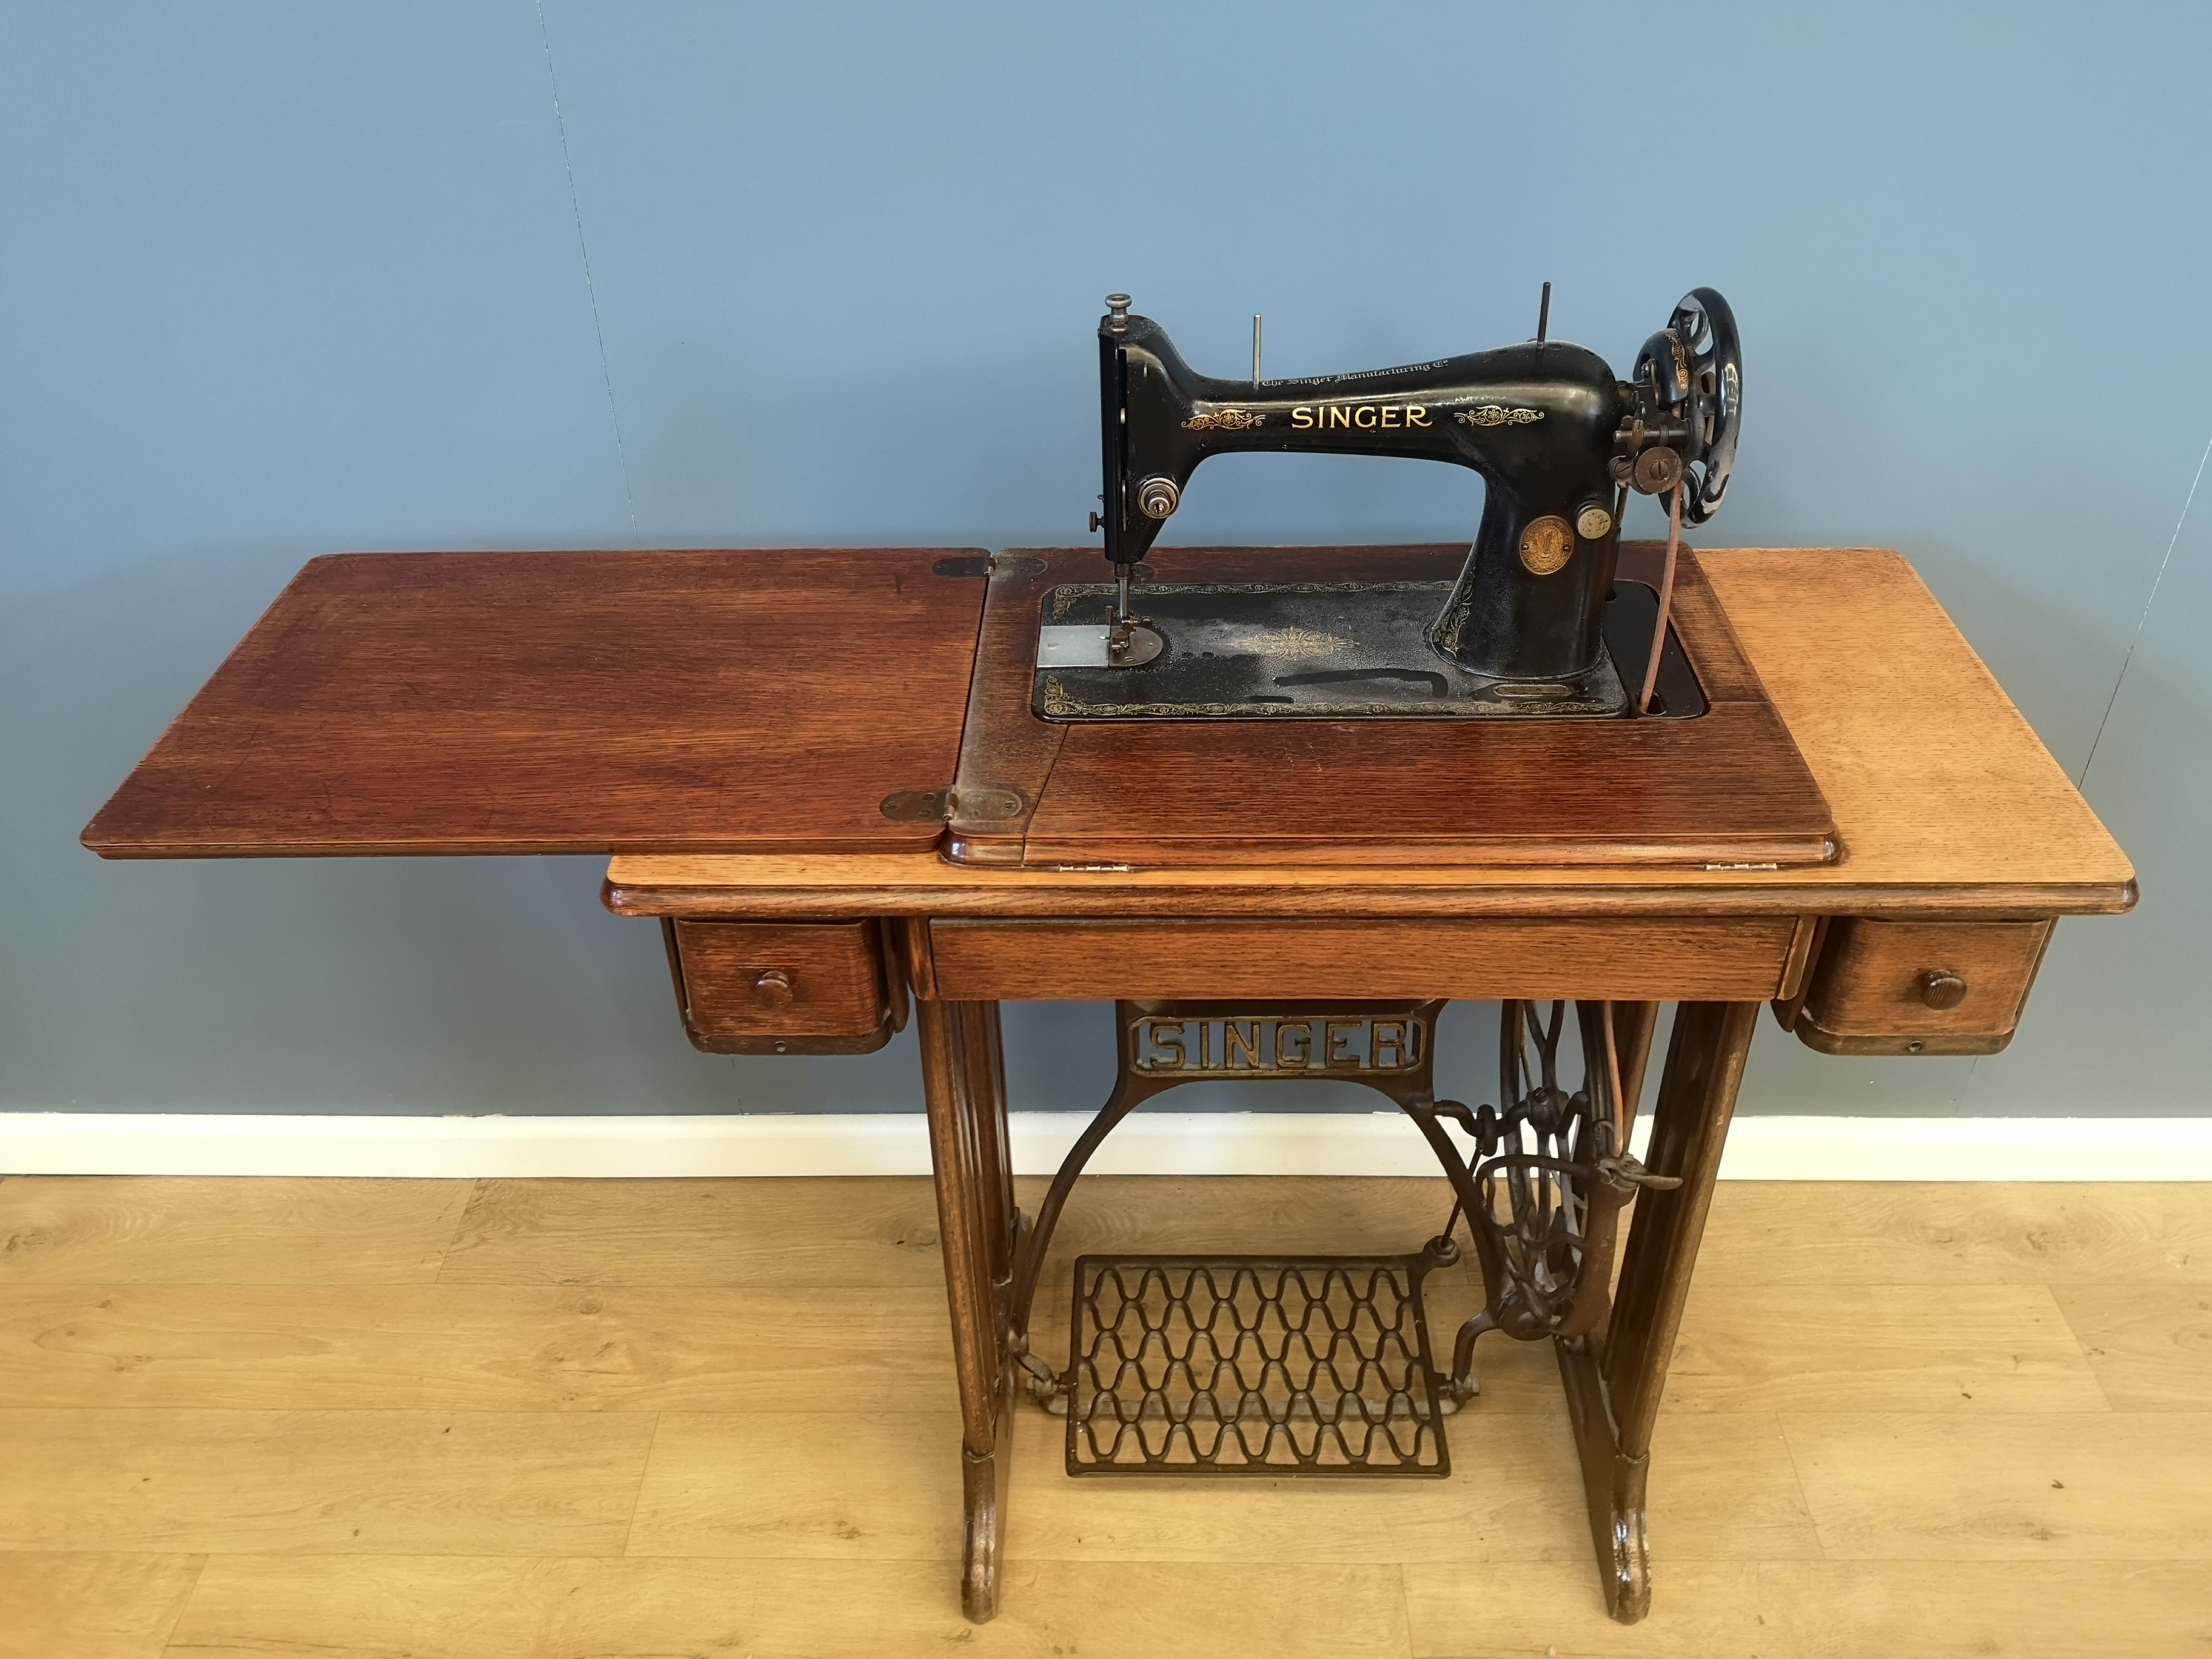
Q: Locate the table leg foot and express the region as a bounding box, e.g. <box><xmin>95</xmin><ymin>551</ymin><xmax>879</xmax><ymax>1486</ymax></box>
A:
<box><xmin>1558</xmin><ymin>1335</ymin><xmax>1651</xmax><ymax>1624</ymax></box>
<box><xmin>958</xmin><ymin>1368</ymin><xmax>1016</xmax><ymax>1624</ymax></box>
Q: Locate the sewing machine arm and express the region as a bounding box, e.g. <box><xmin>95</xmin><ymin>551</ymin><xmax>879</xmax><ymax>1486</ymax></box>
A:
<box><xmin>1096</xmin><ymin>290</ymin><xmax>1738</xmax><ymax>685</ymax></box>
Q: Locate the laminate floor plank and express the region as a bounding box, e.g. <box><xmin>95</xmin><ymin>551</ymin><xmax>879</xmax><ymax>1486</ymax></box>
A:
<box><xmin>1692</xmin><ymin>1182</ymin><xmax>2212</xmax><ymax>1285</ymax></box>
<box><xmin>2049</xmin><ymin>1284</ymin><xmax>2212</xmax><ymax>1412</ymax></box>
<box><xmin>1781</xmin><ymin>1412</ymin><xmax>2212</xmax><ymax>1560</ymax></box>
<box><xmin>161</xmin><ymin>1555</ymin><xmax>1415</xmax><ymax>1659</ymax></box>
<box><xmin>624</xmin><ymin>1409</ymin><xmax>965</xmax><ymax>1561</ymax></box>
<box><xmin>0</xmin><ymin>1177</ymin><xmax>471</xmax><ymax>1285</ymax></box>
<box><xmin>1660</xmin><ymin>1282</ymin><xmax>2111</xmax><ymax>1413</ymax></box>
<box><xmin>0</xmin><ymin>1176</ymin><xmax>2193</xmax><ymax>1656</ymax></box>
<box><xmin>0</xmin><ymin>1552</ymin><xmax>203</xmax><ymax>1659</ymax></box>
<box><xmin>440</xmin><ymin>1179</ymin><xmax>2212</xmax><ymax>1292</ymax></box>
<box><xmin>1024</xmin><ymin>1175</ymin><xmax>1471</xmax><ymax>1287</ymax></box>
<box><xmin>0</xmin><ymin>1409</ymin><xmax>655</xmax><ymax>1555</ymax></box>
<box><xmin>437</xmin><ymin>1174</ymin><xmax>1467</xmax><ymax>1289</ymax></box>
<box><xmin>438</xmin><ymin>1177</ymin><xmax>951</xmax><ymax>1288</ymax></box>
<box><xmin>1022</xmin><ymin>1408</ymin><xmax>1820</xmax><ymax>1566</ymax></box>
<box><xmin>0</xmin><ymin>1283</ymin><xmax>953</xmax><ymax>1412</ymax></box>
<box><xmin>621</xmin><ymin>1406</ymin><xmax>1817</xmax><ymax>1564</ymax></box>
<box><xmin>1403</xmin><ymin>1560</ymin><xmax>2211</xmax><ymax>1657</ymax></box>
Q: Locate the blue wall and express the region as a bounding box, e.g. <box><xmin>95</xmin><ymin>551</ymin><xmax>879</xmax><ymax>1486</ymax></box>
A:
<box><xmin>4</xmin><ymin>2</ymin><xmax>2207</xmax><ymax>1118</ymax></box>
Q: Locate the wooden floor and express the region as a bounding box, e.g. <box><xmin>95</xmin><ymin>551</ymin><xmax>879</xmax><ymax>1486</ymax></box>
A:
<box><xmin>0</xmin><ymin>1175</ymin><xmax>2205</xmax><ymax>1658</ymax></box>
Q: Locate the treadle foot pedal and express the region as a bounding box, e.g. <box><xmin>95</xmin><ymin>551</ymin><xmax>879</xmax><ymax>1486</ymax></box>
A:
<box><xmin>1065</xmin><ymin>1253</ymin><xmax>1450</xmax><ymax>1477</ymax></box>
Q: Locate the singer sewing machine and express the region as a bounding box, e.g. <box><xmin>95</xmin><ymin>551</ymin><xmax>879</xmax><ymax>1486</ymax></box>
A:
<box><xmin>82</xmin><ymin>282</ymin><xmax>2134</xmax><ymax>1634</ymax></box>
<box><xmin>1050</xmin><ymin>286</ymin><xmax>1735</xmax><ymax>716</ymax></box>
<box><xmin>940</xmin><ymin>286</ymin><xmax>1832</xmax><ymax>870</ymax></box>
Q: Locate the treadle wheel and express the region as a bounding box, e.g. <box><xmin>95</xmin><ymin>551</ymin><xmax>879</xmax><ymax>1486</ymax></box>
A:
<box><xmin>1065</xmin><ymin>1253</ymin><xmax>1450</xmax><ymax>1477</ymax></box>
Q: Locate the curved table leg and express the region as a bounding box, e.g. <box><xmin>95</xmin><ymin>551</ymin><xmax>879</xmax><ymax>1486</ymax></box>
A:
<box><xmin>918</xmin><ymin>996</ymin><xmax>1017</xmax><ymax>1622</ymax></box>
<box><xmin>958</xmin><ymin>1360</ymin><xmax>1017</xmax><ymax>1620</ymax></box>
<box><xmin>1566</xmin><ymin>1000</ymin><xmax>1759</xmax><ymax>1624</ymax></box>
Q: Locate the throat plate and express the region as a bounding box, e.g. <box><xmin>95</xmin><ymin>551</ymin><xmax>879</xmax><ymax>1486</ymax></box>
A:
<box><xmin>1032</xmin><ymin>580</ymin><xmax>1704</xmax><ymax>721</ymax></box>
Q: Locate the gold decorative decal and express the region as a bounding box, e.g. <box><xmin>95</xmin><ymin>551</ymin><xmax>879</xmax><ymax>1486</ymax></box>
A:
<box><xmin>1518</xmin><ymin>515</ymin><xmax>1575</xmax><ymax>576</ymax></box>
<box><xmin>1183</xmin><ymin>408</ymin><xmax>1265</xmax><ymax>432</ymax></box>
<box><xmin>1456</xmin><ymin>405</ymin><xmax>1546</xmax><ymax>427</ymax></box>
<box><xmin>1231</xmin><ymin>625</ymin><xmax>1354</xmax><ymax>657</ymax></box>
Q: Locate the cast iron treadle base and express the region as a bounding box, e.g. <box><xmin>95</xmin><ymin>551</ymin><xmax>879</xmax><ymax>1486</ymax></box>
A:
<box><xmin>1065</xmin><ymin>1253</ymin><xmax>1450</xmax><ymax>1477</ymax></box>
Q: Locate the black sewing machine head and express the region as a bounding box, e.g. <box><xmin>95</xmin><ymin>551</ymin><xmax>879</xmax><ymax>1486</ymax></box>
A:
<box><xmin>1041</xmin><ymin>286</ymin><xmax>1740</xmax><ymax>721</ymax></box>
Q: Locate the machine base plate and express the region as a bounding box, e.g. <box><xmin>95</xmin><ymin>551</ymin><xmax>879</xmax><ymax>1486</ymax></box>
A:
<box><xmin>1033</xmin><ymin>580</ymin><xmax>1705</xmax><ymax>722</ymax></box>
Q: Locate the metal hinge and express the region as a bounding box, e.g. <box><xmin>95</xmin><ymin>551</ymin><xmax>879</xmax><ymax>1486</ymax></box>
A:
<box><xmin>879</xmin><ymin>785</ymin><xmax>1026</xmax><ymax>823</ymax></box>
<box><xmin>931</xmin><ymin>554</ymin><xmax>1047</xmax><ymax>579</ymax></box>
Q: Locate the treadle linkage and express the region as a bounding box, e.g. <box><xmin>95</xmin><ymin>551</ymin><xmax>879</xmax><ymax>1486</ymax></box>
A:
<box><xmin>1065</xmin><ymin>1248</ymin><xmax>1452</xmax><ymax>1477</ymax></box>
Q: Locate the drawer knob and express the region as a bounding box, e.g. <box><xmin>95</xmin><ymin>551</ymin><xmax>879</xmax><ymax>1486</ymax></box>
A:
<box><xmin>752</xmin><ymin>969</ymin><xmax>795</xmax><ymax>1010</ymax></box>
<box><xmin>1918</xmin><ymin>970</ymin><xmax>1968</xmax><ymax>1011</ymax></box>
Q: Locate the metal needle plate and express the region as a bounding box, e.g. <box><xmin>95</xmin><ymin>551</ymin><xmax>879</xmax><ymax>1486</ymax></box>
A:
<box><xmin>1037</xmin><ymin>623</ymin><xmax>1167</xmax><ymax>668</ymax></box>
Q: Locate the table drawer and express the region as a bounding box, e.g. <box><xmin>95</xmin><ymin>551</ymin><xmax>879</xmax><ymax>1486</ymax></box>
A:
<box><xmin>664</xmin><ymin>919</ymin><xmax>900</xmax><ymax>1053</ymax></box>
<box><xmin>927</xmin><ymin>916</ymin><xmax>1810</xmax><ymax>1003</ymax></box>
<box><xmin>1792</xmin><ymin>917</ymin><xmax>2055</xmax><ymax>1055</ymax></box>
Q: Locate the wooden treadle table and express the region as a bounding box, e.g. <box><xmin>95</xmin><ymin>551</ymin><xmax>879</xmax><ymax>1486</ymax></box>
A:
<box><xmin>84</xmin><ymin>543</ymin><xmax>2133</xmax><ymax>1627</ymax></box>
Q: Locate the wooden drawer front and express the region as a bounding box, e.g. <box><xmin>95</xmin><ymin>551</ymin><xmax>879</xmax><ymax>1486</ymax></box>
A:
<box><xmin>928</xmin><ymin>917</ymin><xmax>1804</xmax><ymax>1003</ymax></box>
<box><xmin>672</xmin><ymin>919</ymin><xmax>890</xmax><ymax>1045</ymax></box>
<box><xmin>1797</xmin><ymin>917</ymin><xmax>2055</xmax><ymax>1055</ymax></box>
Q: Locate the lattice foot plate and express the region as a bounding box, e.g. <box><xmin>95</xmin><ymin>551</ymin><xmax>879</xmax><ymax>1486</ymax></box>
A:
<box><xmin>1065</xmin><ymin>1253</ymin><xmax>1450</xmax><ymax>1477</ymax></box>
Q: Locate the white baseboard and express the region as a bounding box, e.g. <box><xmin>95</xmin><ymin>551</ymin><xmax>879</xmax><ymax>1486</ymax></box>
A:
<box><xmin>4</xmin><ymin>1110</ymin><xmax>2208</xmax><ymax>1181</ymax></box>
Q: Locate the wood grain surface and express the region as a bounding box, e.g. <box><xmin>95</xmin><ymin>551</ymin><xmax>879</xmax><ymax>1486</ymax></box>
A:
<box><xmin>435</xmin><ymin>1174</ymin><xmax>1479</xmax><ymax>1291</ymax></box>
<box><xmin>1404</xmin><ymin>1561</ymin><xmax>2212</xmax><ymax>1658</ymax></box>
<box><xmin>1782</xmin><ymin>1412</ymin><xmax>2212</xmax><ymax>1560</ymax></box>
<box><xmin>2046</xmin><ymin>1284</ymin><xmax>2212</xmax><ymax>1411</ymax></box>
<box><xmin>0</xmin><ymin>1408</ymin><xmax>655</xmax><ymax>1554</ymax></box>
<box><xmin>670</xmin><ymin>918</ymin><xmax>890</xmax><ymax>1039</ymax></box>
<box><xmin>0</xmin><ymin>1284</ymin><xmax>960</xmax><ymax>1413</ymax></box>
<box><xmin>82</xmin><ymin>549</ymin><xmax>989</xmax><ymax>857</ymax></box>
<box><xmin>606</xmin><ymin>549</ymin><xmax>2137</xmax><ymax>917</ymax></box>
<box><xmin>0</xmin><ymin>1177</ymin><xmax>469</xmax><ymax>1285</ymax></box>
<box><xmin>1690</xmin><ymin>1181</ymin><xmax>2212</xmax><ymax>1286</ymax></box>
<box><xmin>167</xmin><ymin>1557</ymin><xmax>1418</xmax><ymax>1659</ymax></box>
<box><xmin>926</xmin><ymin>916</ymin><xmax>1805</xmax><ymax>1001</ymax></box>
<box><xmin>1797</xmin><ymin>916</ymin><xmax>2053</xmax><ymax>1048</ymax></box>
<box><xmin>614</xmin><ymin>1405</ymin><xmax>1816</xmax><ymax>1566</ymax></box>
<box><xmin>1661</xmin><ymin>1282</ymin><xmax>2110</xmax><ymax>1412</ymax></box>
<box><xmin>0</xmin><ymin>1553</ymin><xmax>201</xmax><ymax>1659</ymax></box>
<box><xmin>4</xmin><ymin>1172</ymin><xmax>2207</xmax><ymax>1656</ymax></box>
<box><xmin>75</xmin><ymin>541</ymin><xmax>2133</xmax><ymax>908</ymax></box>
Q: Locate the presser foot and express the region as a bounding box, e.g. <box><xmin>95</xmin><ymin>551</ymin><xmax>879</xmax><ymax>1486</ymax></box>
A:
<box><xmin>1036</xmin><ymin>620</ymin><xmax>1164</xmax><ymax>669</ymax></box>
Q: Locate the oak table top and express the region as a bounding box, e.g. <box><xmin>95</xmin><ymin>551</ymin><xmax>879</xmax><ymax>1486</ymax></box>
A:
<box><xmin>80</xmin><ymin>543</ymin><xmax>2131</xmax><ymax>915</ymax></box>
<box><xmin>605</xmin><ymin>549</ymin><xmax>2135</xmax><ymax>920</ymax></box>
<box><xmin>82</xmin><ymin>548</ymin><xmax>990</xmax><ymax>859</ymax></box>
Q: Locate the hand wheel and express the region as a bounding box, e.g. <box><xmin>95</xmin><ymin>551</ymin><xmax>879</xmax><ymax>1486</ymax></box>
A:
<box><xmin>1668</xmin><ymin>287</ymin><xmax>1741</xmax><ymax>525</ymax></box>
